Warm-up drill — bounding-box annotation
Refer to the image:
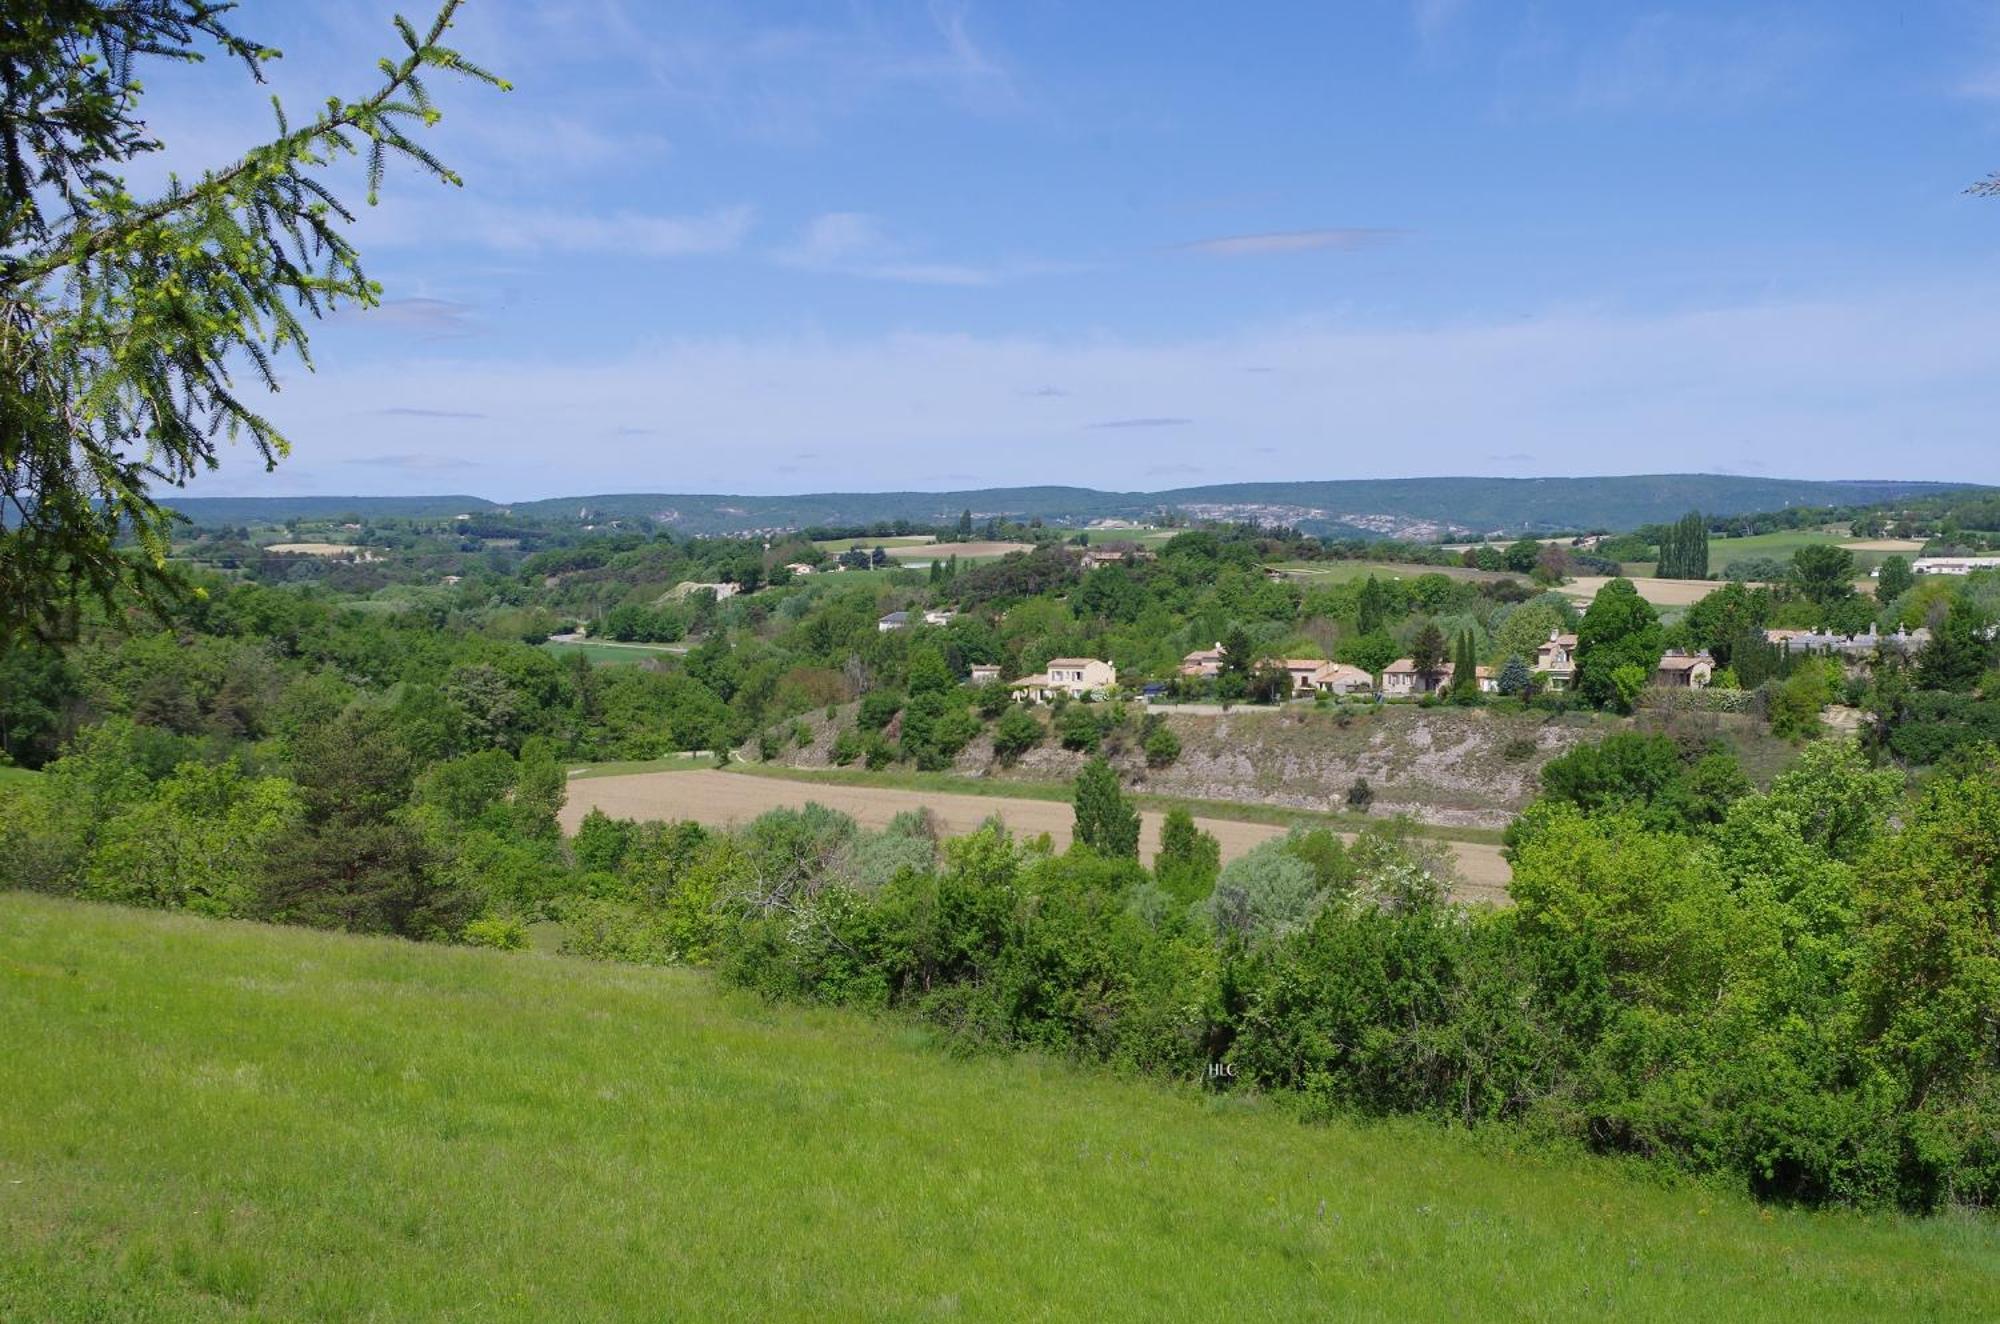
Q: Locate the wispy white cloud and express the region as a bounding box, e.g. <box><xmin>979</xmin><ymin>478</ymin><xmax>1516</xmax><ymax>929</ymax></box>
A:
<box><xmin>1482</xmin><ymin>9</ymin><xmax>1828</xmax><ymax>119</ymax></box>
<box><xmin>345</xmin><ymin>452</ymin><xmax>483</xmax><ymax>471</ymax></box>
<box><xmin>1176</xmin><ymin>228</ymin><xmax>1401</xmax><ymax>257</ymax></box>
<box><xmin>226</xmin><ymin>279</ymin><xmax>2000</xmax><ymax>498</ymax></box>
<box><xmin>774</xmin><ymin>211</ymin><xmax>1065</xmax><ymax>286</ymax></box>
<box><xmin>1565</xmin><ymin>12</ymin><xmax>1828</xmax><ymax>114</ymax></box>
<box><xmin>1410</xmin><ymin>0</ymin><xmax>1468</xmax><ymax>47</ymax></box>
<box><xmin>347</xmin><ymin>297</ymin><xmax>479</xmax><ymax>339</ymax></box>
<box><xmin>596</xmin><ymin>0</ymin><xmax>1021</xmax><ymax>142</ymax></box>
<box><xmin>372</xmin><ymin>407</ymin><xmax>488</xmax><ymax>420</ymax></box>
<box><xmin>456</xmin><ymin>202</ymin><xmax>755</xmax><ymax>258</ymax></box>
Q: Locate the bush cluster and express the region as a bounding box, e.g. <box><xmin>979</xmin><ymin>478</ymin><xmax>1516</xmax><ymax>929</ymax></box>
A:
<box><xmin>702</xmin><ymin>740</ymin><xmax>1999</xmax><ymax>1212</ymax></box>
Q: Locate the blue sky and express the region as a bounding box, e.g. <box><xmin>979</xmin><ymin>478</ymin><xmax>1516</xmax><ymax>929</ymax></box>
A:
<box><xmin>151</xmin><ymin>1</ymin><xmax>2000</xmax><ymax>499</ymax></box>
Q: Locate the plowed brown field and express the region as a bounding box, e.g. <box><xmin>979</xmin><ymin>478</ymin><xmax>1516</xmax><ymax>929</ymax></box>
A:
<box><xmin>563</xmin><ymin>769</ymin><xmax>1511</xmax><ymax>902</ymax></box>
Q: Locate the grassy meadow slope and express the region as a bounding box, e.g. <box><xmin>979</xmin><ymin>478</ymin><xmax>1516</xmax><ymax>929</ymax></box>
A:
<box><xmin>4</xmin><ymin>895</ymin><xmax>1996</xmax><ymax>1321</ymax></box>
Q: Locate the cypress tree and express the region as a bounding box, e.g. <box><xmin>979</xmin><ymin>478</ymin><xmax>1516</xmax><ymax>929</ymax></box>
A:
<box><xmin>1451</xmin><ymin>630</ymin><xmax>1482</xmax><ymax>703</ymax></box>
<box><xmin>1410</xmin><ymin>622</ymin><xmax>1448</xmax><ymax>688</ymax></box>
<box><xmin>1357</xmin><ymin>576</ymin><xmax>1390</xmax><ymax>635</ymax></box>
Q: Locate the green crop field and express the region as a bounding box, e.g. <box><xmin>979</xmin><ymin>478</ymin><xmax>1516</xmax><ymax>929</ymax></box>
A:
<box><xmin>539</xmin><ymin>638</ymin><xmax>688</xmax><ymax>666</ymax></box>
<box><xmin>1698</xmin><ymin>530</ymin><xmax>1839</xmax><ymax>571</ymax></box>
<box><xmin>4</xmin><ymin>894</ymin><xmax>1994</xmax><ymax>1321</ymax></box>
<box><xmin>1618</xmin><ymin>530</ymin><xmax>1916</xmax><ymax>578</ymax></box>
<box><xmin>810</xmin><ymin>535</ymin><xmax>937</xmax><ymax>551</ymax></box>
<box><xmin>564</xmin><ymin>752</ymin><xmax>715</xmax><ymax>779</ymax></box>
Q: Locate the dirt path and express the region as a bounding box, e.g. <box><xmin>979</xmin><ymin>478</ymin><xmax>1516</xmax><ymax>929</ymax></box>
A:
<box><xmin>563</xmin><ymin>769</ymin><xmax>1512</xmax><ymax>903</ymax></box>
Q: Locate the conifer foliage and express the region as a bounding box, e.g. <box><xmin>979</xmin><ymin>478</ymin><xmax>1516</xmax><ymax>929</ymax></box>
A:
<box><xmin>1450</xmin><ymin>629</ymin><xmax>1481</xmax><ymax>704</ymax></box>
<box><xmin>0</xmin><ymin>2</ymin><xmax>506</xmax><ymax>647</ymax></box>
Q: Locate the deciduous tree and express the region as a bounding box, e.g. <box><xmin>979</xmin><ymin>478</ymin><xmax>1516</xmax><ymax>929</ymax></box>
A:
<box><xmin>1575</xmin><ymin>578</ymin><xmax>1662</xmax><ymax>710</ymax></box>
<box><xmin>1072</xmin><ymin>756</ymin><xmax>1139</xmax><ymax>858</ymax></box>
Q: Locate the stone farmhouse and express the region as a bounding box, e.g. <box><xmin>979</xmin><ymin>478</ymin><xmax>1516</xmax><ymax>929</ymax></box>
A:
<box><xmin>1766</xmin><ymin>625</ymin><xmax>1930</xmax><ymax>658</ymax></box>
<box><xmin>1653</xmin><ymin>649</ymin><xmax>1715</xmax><ymax>688</ymax></box>
<box><xmin>1179</xmin><ymin>644</ymin><xmax>1227</xmax><ymax>679</ymax></box>
<box><xmin>1078</xmin><ymin>546</ymin><xmax>1158</xmax><ymax>572</ymax></box>
<box><xmin>1382</xmin><ymin>659</ymin><xmax>1498</xmax><ymax>697</ymax></box>
<box><xmin>1535</xmin><ymin>631</ymin><xmax>1578</xmax><ymax>691</ymax></box>
<box><xmin>1280</xmin><ymin>659</ymin><xmax>1377</xmax><ymax>697</ymax></box>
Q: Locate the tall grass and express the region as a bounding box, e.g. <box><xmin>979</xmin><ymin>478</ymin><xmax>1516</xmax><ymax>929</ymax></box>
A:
<box><xmin>2</xmin><ymin>893</ymin><xmax>1994</xmax><ymax>1321</ymax></box>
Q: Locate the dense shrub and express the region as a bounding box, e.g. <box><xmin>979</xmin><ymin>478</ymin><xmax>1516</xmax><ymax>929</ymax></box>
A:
<box><xmin>462</xmin><ymin>915</ymin><xmax>530</xmax><ymax>950</ymax></box>
<box><xmin>991</xmin><ymin>706</ymin><xmax>1043</xmax><ymax>760</ymax></box>
<box><xmin>1058</xmin><ymin>704</ymin><xmax>1103</xmax><ymax>753</ymax></box>
<box><xmin>850</xmin><ymin>688</ymin><xmax>902</xmax><ymax>733</ymax></box>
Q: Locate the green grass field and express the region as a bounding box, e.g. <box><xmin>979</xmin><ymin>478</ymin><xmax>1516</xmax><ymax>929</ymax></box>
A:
<box><xmin>565</xmin><ymin>752</ymin><xmax>716</xmax><ymax>779</ymax></box>
<box><xmin>4</xmin><ymin>894</ymin><xmax>1995</xmax><ymax>1321</ymax></box>
<box><xmin>795</xmin><ymin>566</ymin><xmax>912</xmax><ymax>587</ymax></box>
<box><xmin>1620</xmin><ymin>530</ymin><xmax>1913</xmax><ymax>578</ymax></box>
<box><xmin>810</xmin><ymin>535</ymin><xmax>938</xmax><ymax>552</ymax></box>
<box><xmin>0</xmin><ymin>766</ymin><xmax>39</xmax><ymax>787</ymax></box>
<box><xmin>539</xmin><ymin>638</ymin><xmax>687</xmax><ymax>666</ymax></box>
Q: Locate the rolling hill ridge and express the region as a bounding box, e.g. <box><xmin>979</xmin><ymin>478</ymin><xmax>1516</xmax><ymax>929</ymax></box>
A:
<box><xmin>163</xmin><ymin>474</ymin><xmax>1979</xmax><ymax>538</ymax></box>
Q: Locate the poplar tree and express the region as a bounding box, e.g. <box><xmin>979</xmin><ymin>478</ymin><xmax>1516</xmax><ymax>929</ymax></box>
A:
<box><xmin>1</xmin><ymin>2</ymin><xmax>506</xmax><ymax>647</ymax></box>
<box><xmin>1875</xmin><ymin>555</ymin><xmax>1914</xmax><ymax>604</ymax></box>
<box><xmin>1072</xmin><ymin>756</ymin><xmax>1140</xmax><ymax>858</ymax></box>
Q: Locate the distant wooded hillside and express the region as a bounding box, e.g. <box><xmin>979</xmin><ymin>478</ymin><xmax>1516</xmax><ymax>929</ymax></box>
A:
<box><xmin>164</xmin><ymin>474</ymin><xmax>1979</xmax><ymax>537</ymax></box>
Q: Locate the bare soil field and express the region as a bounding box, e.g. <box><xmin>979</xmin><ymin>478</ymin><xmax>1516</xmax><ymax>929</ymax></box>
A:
<box><xmin>264</xmin><ymin>542</ymin><xmax>369</xmax><ymax>556</ymax></box>
<box><xmin>886</xmin><ymin>540</ymin><xmax>1031</xmax><ymax>560</ymax></box>
<box><xmin>1271</xmin><ymin>560</ymin><xmax>1514</xmax><ymax>585</ymax></box>
<box><xmin>563</xmin><ymin>768</ymin><xmax>1513</xmax><ymax>901</ymax></box>
<box><xmin>1559</xmin><ymin>574</ymin><xmax>1719</xmax><ymax>608</ymax></box>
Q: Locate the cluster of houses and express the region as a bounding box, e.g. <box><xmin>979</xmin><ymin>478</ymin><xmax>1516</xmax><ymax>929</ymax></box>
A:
<box><xmin>1177</xmin><ymin>645</ymin><xmax>1375</xmax><ymax>696</ymax></box>
<box><xmin>1909</xmin><ymin>556</ymin><xmax>2000</xmax><ymax>576</ymax></box>
<box><xmin>887</xmin><ymin>617</ymin><xmax>1977</xmax><ymax>706</ymax></box>
<box><xmin>1764</xmin><ymin>624</ymin><xmax>1931</xmax><ymax>657</ymax></box>
<box><xmin>1172</xmin><ymin>629</ymin><xmax>1717</xmax><ymax>701</ymax></box>
<box><xmin>878</xmin><ymin>609</ymin><xmax>956</xmax><ymax>632</ymax></box>
<box><xmin>1077</xmin><ymin>546</ymin><xmax>1157</xmax><ymax>572</ymax></box>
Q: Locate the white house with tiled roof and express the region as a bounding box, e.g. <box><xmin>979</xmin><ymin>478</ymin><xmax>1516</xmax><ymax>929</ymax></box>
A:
<box><xmin>1012</xmin><ymin>658</ymin><xmax>1117</xmax><ymax>703</ymax></box>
